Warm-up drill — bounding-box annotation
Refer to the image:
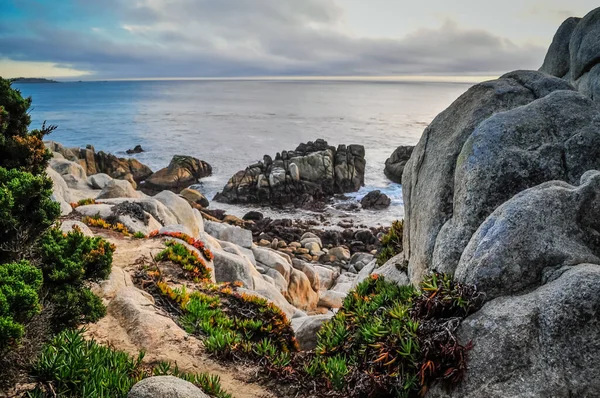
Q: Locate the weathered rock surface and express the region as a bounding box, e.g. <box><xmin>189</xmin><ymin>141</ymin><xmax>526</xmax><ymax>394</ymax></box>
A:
<box><xmin>51</xmin><ymin>143</ymin><xmax>153</xmax><ymax>183</ymax></box>
<box><xmin>46</xmin><ymin>167</ymin><xmax>73</xmax><ymax>215</ymax></box>
<box><xmin>88</xmin><ymin>173</ymin><xmax>113</xmax><ymax>189</ymax></box>
<box><xmin>128</xmin><ymin>376</ymin><xmax>209</xmax><ymax>398</ymax></box>
<box><xmin>154</xmin><ymin>190</ymin><xmax>203</xmax><ymax>238</ymax></box>
<box><xmin>205</xmin><ymin>221</ymin><xmax>252</xmax><ymax>249</ymax></box>
<box><xmin>403</xmin><ymin>10</ymin><xmax>600</xmax><ymax>396</ymax></box>
<box><xmin>383</xmin><ymin>145</ymin><xmax>414</xmax><ymax>184</ymax></box>
<box><xmin>402</xmin><ymin>70</ymin><xmax>575</xmax><ymax>284</ymax></box>
<box><xmin>180</xmin><ymin>187</ymin><xmax>209</xmax><ymax>208</ymax></box>
<box><xmin>97</xmin><ymin>179</ymin><xmax>141</xmax><ymax>200</ymax></box>
<box><xmin>455</xmin><ymin>172</ymin><xmax>600</xmax><ymax>300</ymax></box>
<box><xmin>142</xmin><ymin>155</ymin><xmax>212</xmax><ymax>193</ymax></box>
<box><xmin>50</xmin><ymin>158</ymin><xmax>87</xmax><ymax>180</ymax></box>
<box><xmin>431</xmin><ymin>264</ymin><xmax>600</xmax><ymax>398</ymax></box>
<box><xmin>360</xmin><ymin>190</ymin><xmax>391</xmax><ymax>210</ymax></box>
<box><xmin>60</xmin><ymin>220</ymin><xmax>94</xmax><ymax>237</ymax></box>
<box><xmin>215</xmin><ymin>139</ymin><xmax>365</xmax><ymax>207</ymax></box>
<box><xmin>292</xmin><ymin>314</ymin><xmax>334</xmax><ymax>351</ymax></box>
<box><xmin>286</xmin><ymin>269</ymin><xmax>319</xmax><ymax>312</ymax></box>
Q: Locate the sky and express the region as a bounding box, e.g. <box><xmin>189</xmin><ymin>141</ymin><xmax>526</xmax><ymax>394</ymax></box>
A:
<box><xmin>0</xmin><ymin>0</ymin><xmax>598</xmax><ymax>80</ymax></box>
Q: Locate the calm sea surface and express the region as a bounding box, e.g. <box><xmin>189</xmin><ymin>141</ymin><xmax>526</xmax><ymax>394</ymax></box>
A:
<box><xmin>15</xmin><ymin>79</ymin><xmax>471</xmax><ymax>226</ymax></box>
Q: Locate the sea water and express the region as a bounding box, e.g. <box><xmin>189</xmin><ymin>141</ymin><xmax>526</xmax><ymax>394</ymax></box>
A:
<box><xmin>15</xmin><ymin>79</ymin><xmax>470</xmax><ymax>227</ymax></box>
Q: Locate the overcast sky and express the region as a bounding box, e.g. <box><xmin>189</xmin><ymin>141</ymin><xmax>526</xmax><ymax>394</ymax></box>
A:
<box><xmin>0</xmin><ymin>0</ymin><xmax>598</xmax><ymax>80</ymax></box>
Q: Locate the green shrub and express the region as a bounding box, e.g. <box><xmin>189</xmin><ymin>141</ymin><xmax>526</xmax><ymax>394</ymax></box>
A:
<box><xmin>0</xmin><ymin>77</ymin><xmax>54</xmax><ymax>175</ymax></box>
<box><xmin>30</xmin><ymin>329</ymin><xmax>232</xmax><ymax>398</ymax></box>
<box><xmin>155</xmin><ymin>240</ymin><xmax>212</xmax><ymax>282</ymax></box>
<box><xmin>310</xmin><ymin>273</ymin><xmax>483</xmax><ymax>397</ymax></box>
<box><xmin>151</xmin><ymin>277</ymin><xmax>298</xmax><ymax>366</ymax></box>
<box><xmin>39</xmin><ymin>227</ymin><xmax>115</xmax><ymax>328</ymax></box>
<box><xmin>0</xmin><ymin>168</ymin><xmax>60</xmax><ymax>263</ymax></box>
<box><xmin>0</xmin><ymin>260</ymin><xmax>43</xmax><ymax>351</ymax></box>
<box><xmin>376</xmin><ymin>220</ymin><xmax>404</xmax><ymax>266</ymax></box>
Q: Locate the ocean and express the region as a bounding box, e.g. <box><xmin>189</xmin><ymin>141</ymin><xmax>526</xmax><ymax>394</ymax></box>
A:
<box><xmin>15</xmin><ymin>79</ymin><xmax>471</xmax><ymax>227</ymax></box>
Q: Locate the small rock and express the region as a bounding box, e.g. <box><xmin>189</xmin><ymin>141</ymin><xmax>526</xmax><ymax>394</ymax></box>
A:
<box><xmin>97</xmin><ymin>179</ymin><xmax>140</xmax><ymax>199</ymax></box>
<box><xmin>243</xmin><ymin>211</ymin><xmax>264</xmax><ymax>221</ymax></box>
<box><xmin>180</xmin><ymin>188</ymin><xmax>209</xmax><ymax>208</ymax></box>
<box><xmin>258</xmin><ymin>239</ymin><xmax>271</xmax><ymax>247</ymax></box>
<box><xmin>328</xmin><ymin>246</ymin><xmax>351</xmax><ymax>262</ymax></box>
<box><xmin>88</xmin><ymin>173</ymin><xmax>113</xmax><ymax>189</ymax></box>
<box><xmin>60</xmin><ymin>220</ymin><xmax>94</xmax><ymax>237</ymax></box>
<box><xmin>360</xmin><ymin>190</ymin><xmax>391</xmax><ymax>210</ymax></box>
<box><xmin>128</xmin><ymin>376</ymin><xmax>209</xmax><ymax>398</ymax></box>
<box><xmin>289</xmin><ymin>242</ymin><xmax>302</xmax><ymax>249</ymax></box>
<box><xmin>126</xmin><ymin>145</ymin><xmax>144</xmax><ymax>154</ymax></box>
<box><xmin>304</xmin><ymin>242</ymin><xmax>322</xmax><ymax>254</ymax></box>
<box><xmin>318</xmin><ymin>290</ymin><xmax>346</xmax><ymax>309</ymax></box>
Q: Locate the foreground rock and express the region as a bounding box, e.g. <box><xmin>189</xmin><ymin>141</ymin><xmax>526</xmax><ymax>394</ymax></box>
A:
<box><xmin>403</xmin><ymin>8</ymin><xmax>600</xmax><ymax>396</ymax></box>
<box><xmin>129</xmin><ymin>376</ymin><xmax>209</xmax><ymax>398</ymax></box>
<box><xmin>142</xmin><ymin>155</ymin><xmax>212</xmax><ymax>194</ymax></box>
<box><xmin>215</xmin><ymin>139</ymin><xmax>365</xmax><ymax>207</ymax></box>
<box><xmin>402</xmin><ymin>70</ymin><xmax>576</xmax><ymax>284</ymax></box>
<box><xmin>383</xmin><ymin>145</ymin><xmax>414</xmax><ymax>184</ymax></box>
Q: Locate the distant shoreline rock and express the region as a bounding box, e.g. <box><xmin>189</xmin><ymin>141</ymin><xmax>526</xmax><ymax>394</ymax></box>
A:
<box><xmin>11</xmin><ymin>77</ymin><xmax>59</xmax><ymax>84</ymax></box>
<box><xmin>384</xmin><ymin>145</ymin><xmax>414</xmax><ymax>184</ymax></box>
<box><xmin>215</xmin><ymin>139</ymin><xmax>366</xmax><ymax>208</ymax></box>
<box><xmin>141</xmin><ymin>155</ymin><xmax>212</xmax><ymax>194</ymax></box>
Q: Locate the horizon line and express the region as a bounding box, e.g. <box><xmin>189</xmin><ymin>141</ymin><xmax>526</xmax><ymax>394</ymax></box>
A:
<box><xmin>19</xmin><ymin>74</ymin><xmax>500</xmax><ymax>84</ymax></box>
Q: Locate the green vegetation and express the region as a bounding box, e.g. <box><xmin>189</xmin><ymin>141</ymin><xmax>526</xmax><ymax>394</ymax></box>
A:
<box><xmin>0</xmin><ymin>260</ymin><xmax>42</xmax><ymax>349</ymax></box>
<box><xmin>376</xmin><ymin>220</ymin><xmax>404</xmax><ymax>266</ymax></box>
<box><xmin>132</xmin><ymin>231</ymin><xmax>146</xmax><ymax>239</ymax></box>
<box><xmin>149</xmin><ymin>274</ymin><xmax>297</xmax><ymax>370</ymax></box>
<box><xmin>155</xmin><ymin>240</ymin><xmax>213</xmax><ymax>282</ymax></box>
<box><xmin>0</xmin><ymin>78</ymin><xmax>55</xmax><ymax>175</ymax></box>
<box><xmin>0</xmin><ymin>167</ymin><xmax>60</xmax><ymax>263</ymax></box>
<box><xmin>308</xmin><ymin>273</ymin><xmax>483</xmax><ymax>397</ymax></box>
<box><xmin>39</xmin><ymin>227</ymin><xmax>114</xmax><ymax>328</ymax></box>
<box><xmin>29</xmin><ymin>329</ymin><xmax>232</xmax><ymax>398</ymax></box>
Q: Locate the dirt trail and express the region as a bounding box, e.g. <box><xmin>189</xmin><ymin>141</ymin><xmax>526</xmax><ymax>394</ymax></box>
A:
<box><xmin>85</xmin><ymin>231</ymin><xmax>276</xmax><ymax>398</ymax></box>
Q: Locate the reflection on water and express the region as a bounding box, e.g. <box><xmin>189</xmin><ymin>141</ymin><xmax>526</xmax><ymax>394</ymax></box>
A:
<box><xmin>16</xmin><ymin>79</ymin><xmax>470</xmax><ymax>226</ymax></box>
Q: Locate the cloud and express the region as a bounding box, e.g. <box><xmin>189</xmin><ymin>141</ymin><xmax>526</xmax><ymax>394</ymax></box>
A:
<box><xmin>0</xmin><ymin>0</ymin><xmax>547</xmax><ymax>78</ymax></box>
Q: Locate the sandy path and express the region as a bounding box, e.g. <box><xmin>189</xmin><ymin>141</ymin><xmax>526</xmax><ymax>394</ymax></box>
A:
<box><xmin>85</xmin><ymin>231</ymin><xmax>276</xmax><ymax>398</ymax></box>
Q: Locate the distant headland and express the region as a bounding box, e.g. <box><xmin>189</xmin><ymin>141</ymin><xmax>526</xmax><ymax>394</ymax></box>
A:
<box><xmin>11</xmin><ymin>77</ymin><xmax>60</xmax><ymax>83</ymax></box>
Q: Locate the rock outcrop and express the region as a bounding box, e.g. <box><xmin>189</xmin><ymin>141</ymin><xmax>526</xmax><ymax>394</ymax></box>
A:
<box><xmin>45</xmin><ymin>141</ymin><xmax>153</xmax><ymax>183</ymax></box>
<box><xmin>383</xmin><ymin>145</ymin><xmax>414</xmax><ymax>184</ymax></box>
<box><xmin>402</xmin><ymin>70</ymin><xmax>575</xmax><ymax>284</ymax></box>
<box><xmin>402</xmin><ymin>8</ymin><xmax>600</xmax><ymax>396</ymax></box>
<box><xmin>540</xmin><ymin>8</ymin><xmax>600</xmax><ymax>102</ymax></box>
<box><xmin>142</xmin><ymin>155</ymin><xmax>212</xmax><ymax>194</ymax></box>
<box><xmin>215</xmin><ymin>139</ymin><xmax>365</xmax><ymax>207</ymax></box>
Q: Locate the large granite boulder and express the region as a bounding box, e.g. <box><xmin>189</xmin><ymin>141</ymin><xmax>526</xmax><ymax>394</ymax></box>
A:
<box><xmin>383</xmin><ymin>145</ymin><xmax>414</xmax><ymax>184</ymax></box>
<box><xmin>402</xmin><ymin>70</ymin><xmax>575</xmax><ymax>284</ymax></box>
<box><xmin>215</xmin><ymin>139</ymin><xmax>365</xmax><ymax>207</ymax></box>
<box><xmin>402</xmin><ymin>9</ymin><xmax>600</xmax><ymax>396</ymax></box>
<box><xmin>539</xmin><ymin>8</ymin><xmax>600</xmax><ymax>102</ymax></box>
<box><xmin>142</xmin><ymin>155</ymin><xmax>212</xmax><ymax>193</ymax></box>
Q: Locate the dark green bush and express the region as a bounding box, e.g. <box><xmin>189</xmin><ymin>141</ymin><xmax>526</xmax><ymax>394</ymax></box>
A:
<box><xmin>30</xmin><ymin>329</ymin><xmax>232</xmax><ymax>398</ymax></box>
<box><xmin>0</xmin><ymin>77</ymin><xmax>54</xmax><ymax>175</ymax></box>
<box><xmin>39</xmin><ymin>227</ymin><xmax>115</xmax><ymax>328</ymax></box>
<box><xmin>0</xmin><ymin>167</ymin><xmax>60</xmax><ymax>263</ymax></box>
<box><xmin>0</xmin><ymin>260</ymin><xmax>42</xmax><ymax>351</ymax></box>
<box><xmin>376</xmin><ymin>220</ymin><xmax>404</xmax><ymax>266</ymax></box>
